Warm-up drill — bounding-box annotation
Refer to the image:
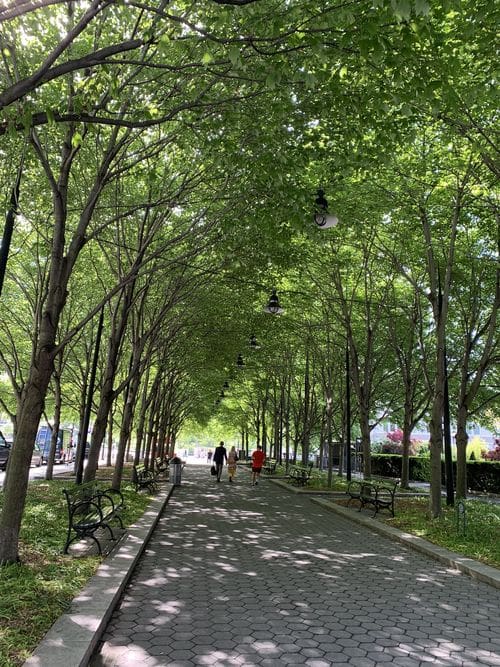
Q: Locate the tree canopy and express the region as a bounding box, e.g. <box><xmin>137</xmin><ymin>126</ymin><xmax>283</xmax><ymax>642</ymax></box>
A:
<box><xmin>0</xmin><ymin>0</ymin><xmax>497</xmax><ymax>562</ymax></box>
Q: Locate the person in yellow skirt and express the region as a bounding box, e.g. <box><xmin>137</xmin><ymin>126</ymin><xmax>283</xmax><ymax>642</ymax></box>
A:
<box><xmin>227</xmin><ymin>446</ymin><xmax>238</xmax><ymax>483</ymax></box>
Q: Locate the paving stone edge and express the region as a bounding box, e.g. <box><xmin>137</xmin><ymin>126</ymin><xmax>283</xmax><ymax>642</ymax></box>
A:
<box><xmin>23</xmin><ymin>483</ymin><xmax>175</xmax><ymax>667</ymax></box>
<box><xmin>310</xmin><ymin>496</ymin><xmax>500</xmax><ymax>591</ymax></box>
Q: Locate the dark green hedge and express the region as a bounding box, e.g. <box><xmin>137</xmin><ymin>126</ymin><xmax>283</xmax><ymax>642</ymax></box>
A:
<box><xmin>442</xmin><ymin>461</ymin><xmax>500</xmax><ymax>495</ymax></box>
<box><xmin>371</xmin><ymin>454</ymin><xmax>431</xmax><ymax>481</ymax></box>
<box><xmin>371</xmin><ymin>454</ymin><xmax>500</xmax><ymax>493</ymax></box>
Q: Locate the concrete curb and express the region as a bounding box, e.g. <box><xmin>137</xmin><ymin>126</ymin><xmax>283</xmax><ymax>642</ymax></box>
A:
<box><xmin>268</xmin><ymin>478</ymin><xmax>344</xmax><ymax>496</ymax></box>
<box><xmin>23</xmin><ymin>483</ymin><xmax>175</xmax><ymax>667</ymax></box>
<box><xmin>311</xmin><ymin>497</ymin><xmax>500</xmax><ymax>591</ymax></box>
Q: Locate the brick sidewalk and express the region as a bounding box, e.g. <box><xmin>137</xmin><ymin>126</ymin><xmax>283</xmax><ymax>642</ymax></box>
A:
<box><xmin>90</xmin><ymin>464</ymin><xmax>500</xmax><ymax>667</ymax></box>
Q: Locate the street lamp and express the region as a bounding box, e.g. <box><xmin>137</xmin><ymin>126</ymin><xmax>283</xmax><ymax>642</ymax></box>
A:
<box><xmin>250</xmin><ymin>334</ymin><xmax>261</xmax><ymax>350</ymax></box>
<box><xmin>313</xmin><ymin>189</ymin><xmax>339</xmax><ymax>229</ymax></box>
<box><xmin>264</xmin><ymin>288</ymin><xmax>283</xmax><ymax>314</ymax></box>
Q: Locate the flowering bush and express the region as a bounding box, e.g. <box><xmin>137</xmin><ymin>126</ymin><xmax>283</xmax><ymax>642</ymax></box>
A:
<box><xmin>380</xmin><ymin>429</ymin><xmax>420</xmax><ymax>455</ymax></box>
<box><xmin>386</xmin><ymin>428</ymin><xmax>404</xmax><ymax>443</ymax></box>
<box><xmin>484</xmin><ymin>443</ymin><xmax>500</xmax><ymax>461</ymax></box>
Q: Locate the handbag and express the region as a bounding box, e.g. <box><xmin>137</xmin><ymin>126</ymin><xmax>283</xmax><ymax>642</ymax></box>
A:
<box><xmin>210</xmin><ymin>464</ymin><xmax>217</xmax><ymax>476</ymax></box>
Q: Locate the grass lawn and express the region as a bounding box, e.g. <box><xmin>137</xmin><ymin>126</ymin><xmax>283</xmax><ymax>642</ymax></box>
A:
<box><xmin>0</xmin><ymin>471</ymin><xmax>153</xmax><ymax>667</ymax></box>
<box><xmin>386</xmin><ymin>496</ymin><xmax>500</xmax><ymax>569</ymax></box>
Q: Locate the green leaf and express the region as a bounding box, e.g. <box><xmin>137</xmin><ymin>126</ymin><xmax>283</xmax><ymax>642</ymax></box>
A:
<box><xmin>157</xmin><ymin>34</ymin><xmax>170</xmax><ymax>54</ymax></box>
<box><xmin>414</xmin><ymin>0</ymin><xmax>430</xmax><ymax>16</ymax></box>
<box><xmin>391</xmin><ymin>0</ymin><xmax>412</xmax><ymax>20</ymax></box>
<box><xmin>304</xmin><ymin>72</ymin><xmax>317</xmax><ymax>89</ymax></box>
<box><xmin>202</xmin><ymin>52</ymin><xmax>213</xmax><ymax>65</ymax></box>
<box><xmin>228</xmin><ymin>45</ymin><xmax>240</xmax><ymax>67</ymax></box>
<box><xmin>71</xmin><ymin>132</ymin><xmax>82</xmax><ymax>148</ymax></box>
<box><xmin>21</xmin><ymin>108</ymin><xmax>32</xmax><ymax>131</ymax></box>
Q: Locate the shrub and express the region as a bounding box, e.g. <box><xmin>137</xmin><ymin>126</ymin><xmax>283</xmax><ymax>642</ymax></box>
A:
<box><xmin>386</xmin><ymin>428</ymin><xmax>404</xmax><ymax>443</ymax></box>
<box><xmin>484</xmin><ymin>444</ymin><xmax>500</xmax><ymax>461</ymax></box>
<box><xmin>466</xmin><ymin>436</ymin><xmax>488</xmax><ymax>460</ymax></box>
<box><xmin>370</xmin><ymin>454</ymin><xmax>431</xmax><ymax>481</ymax></box>
<box><xmin>380</xmin><ymin>437</ymin><xmax>420</xmax><ymax>456</ymax></box>
<box><xmin>371</xmin><ymin>441</ymin><xmax>384</xmax><ymax>454</ymax></box>
<box><xmin>413</xmin><ymin>440</ymin><xmax>430</xmax><ymax>458</ymax></box>
<box><xmin>381</xmin><ymin>441</ymin><xmax>403</xmax><ymax>454</ymax></box>
<box><xmin>465</xmin><ymin>461</ymin><xmax>500</xmax><ymax>493</ymax></box>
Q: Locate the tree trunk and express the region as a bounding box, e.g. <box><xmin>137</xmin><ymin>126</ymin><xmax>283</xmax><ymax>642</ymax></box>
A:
<box><xmin>45</xmin><ymin>362</ymin><xmax>62</xmax><ymax>480</ymax></box>
<box><xmin>106</xmin><ymin>409</ymin><xmax>114</xmax><ymax>467</ymax></box>
<box><xmin>84</xmin><ymin>287</ymin><xmax>134</xmax><ymax>482</ymax></box>
<box><xmin>325</xmin><ymin>397</ymin><xmax>333</xmax><ymax>487</ymax></box>
<box><xmin>401</xmin><ymin>410</ymin><xmax>412</xmax><ymax>489</ymax></box>
<box><xmin>112</xmin><ymin>363</ymin><xmax>141</xmax><ymax>490</ymax></box>
<box><xmin>301</xmin><ymin>349</ymin><xmax>310</xmax><ymax>466</ymax></box>
<box><xmin>0</xmin><ymin>349</ymin><xmax>53</xmax><ymax>563</ymax></box>
<box><xmin>455</xmin><ymin>405</ymin><xmax>469</xmax><ymax>499</ymax></box>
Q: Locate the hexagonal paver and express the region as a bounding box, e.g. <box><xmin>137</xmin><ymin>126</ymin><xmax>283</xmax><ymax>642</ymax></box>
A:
<box><xmin>89</xmin><ymin>465</ymin><xmax>500</xmax><ymax>667</ymax></box>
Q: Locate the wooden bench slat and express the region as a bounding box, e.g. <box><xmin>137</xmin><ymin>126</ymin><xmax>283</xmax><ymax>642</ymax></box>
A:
<box><xmin>287</xmin><ymin>463</ymin><xmax>314</xmax><ymax>486</ymax></box>
<box><xmin>132</xmin><ymin>463</ymin><xmax>160</xmax><ymax>493</ymax></box>
<box><xmin>347</xmin><ymin>479</ymin><xmax>398</xmax><ymax>517</ymax></box>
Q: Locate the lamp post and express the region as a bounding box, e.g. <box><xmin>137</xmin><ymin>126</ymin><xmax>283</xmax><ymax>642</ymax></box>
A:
<box><xmin>264</xmin><ymin>288</ymin><xmax>283</xmax><ymax>314</ymax></box>
<box><xmin>345</xmin><ymin>342</ymin><xmax>352</xmax><ymax>481</ymax></box>
<box><xmin>312</xmin><ymin>191</ymin><xmax>350</xmax><ymax>477</ymax></box>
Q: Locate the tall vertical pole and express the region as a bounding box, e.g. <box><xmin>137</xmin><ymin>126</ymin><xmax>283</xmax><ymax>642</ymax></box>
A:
<box><xmin>0</xmin><ymin>163</ymin><xmax>23</xmax><ymax>299</ymax></box>
<box><xmin>438</xmin><ymin>276</ymin><xmax>454</xmax><ymax>506</ymax></box>
<box><xmin>346</xmin><ymin>341</ymin><xmax>352</xmax><ymax>481</ymax></box>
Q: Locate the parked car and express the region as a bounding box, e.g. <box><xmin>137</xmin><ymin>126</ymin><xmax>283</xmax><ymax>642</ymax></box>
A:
<box><xmin>0</xmin><ymin>435</ymin><xmax>44</xmax><ymax>470</ymax></box>
<box><xmin>0</xmin><ymin>433</ymin><xmax>11</xmax><ymax>471</ymax></box>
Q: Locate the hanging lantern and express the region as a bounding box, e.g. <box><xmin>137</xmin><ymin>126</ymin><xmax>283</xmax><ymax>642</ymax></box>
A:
<box><xmin>250</xmin><ymin>334</ymin><xmax>261</xmax><ymax>349</ymax></box>
<box><xmin>313</xmin><ymin>189</ymin><xmax>339</xmax><ymax>228</ymax></box>
<box><xmin>264</xmin><ymin>289</ymin><xmax>283</xmax><ymax>314</ymax></box>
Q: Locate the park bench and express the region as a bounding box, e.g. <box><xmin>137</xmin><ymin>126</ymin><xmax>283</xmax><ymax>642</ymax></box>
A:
<box><xmin>132</xmin><ymin>463</ymin><xmax>159</xmax><ymax>493</ymax></box>
<box><xmin>346</xmin><ymin>478</ymin><xmax>398</xmax><ymax>517</ymax></box>
<box><xmin>63</xmin><ymin>482</ymin><xmax>124</xmax><ymax>555</ymax></box>
<box><xmin>154</xmin><ymin>456</ymin><xmax>170</xmax><ymax>477</ymax></box>
<box><xmin>288</xmin><ymin>462</ymin><xmax>314</xmax><ymax>486</ymax></box>
<box><xmin>263</xmin><ymin>460</ymin><xmax>278</xmax><ymax>475</ymax></box>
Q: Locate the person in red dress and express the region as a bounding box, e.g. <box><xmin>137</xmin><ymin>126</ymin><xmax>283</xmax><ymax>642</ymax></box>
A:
<box><xmin>251</xmin><ymin>445</ymin><xmax>265</xmax><ymax>485</ymax></box>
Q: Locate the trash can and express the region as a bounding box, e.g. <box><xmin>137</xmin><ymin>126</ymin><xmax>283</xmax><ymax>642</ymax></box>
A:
<box><xmin>170</xmin><ymin>456</ymin><xmax>182</xmax><ymax>486</ymax></box>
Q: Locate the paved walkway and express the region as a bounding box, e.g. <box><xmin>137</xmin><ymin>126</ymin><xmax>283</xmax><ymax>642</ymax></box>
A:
<box><xmin>90</xmin><ymin>464</ymin><xmax>500</xmax><ymax>667</ymax></box>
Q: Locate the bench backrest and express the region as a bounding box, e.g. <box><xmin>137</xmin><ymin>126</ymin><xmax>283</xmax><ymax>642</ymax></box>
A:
<box><xmin>132</xmin><ymin>463</ymin><xmax>148</xmax><ymax>479</ymax></box>
<box><xmin>63</xmin><ymin>482</ymin><xmax>114</xmax><ymax>517</ymax></box>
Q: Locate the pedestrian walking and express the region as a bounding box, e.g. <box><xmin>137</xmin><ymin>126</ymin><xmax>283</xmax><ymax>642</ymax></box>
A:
<box><xmin>227</xmin><ymin>446</ymin><xmax>238</xmax><ymax>483</ymax></box>
<box><xmin>207</xmin><ymin>449</ymin><xmax>212</xmax><ymax>463</ymax></box>
<box><xmin>251</xmin><ymin>445</ymin><xmax>265</xmax><ymax>485</ymax></box>
<box><xmin>212</xmin><ymin>441</ymin><xmax>227</xmax><ymax>482</ymax></box>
